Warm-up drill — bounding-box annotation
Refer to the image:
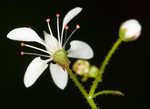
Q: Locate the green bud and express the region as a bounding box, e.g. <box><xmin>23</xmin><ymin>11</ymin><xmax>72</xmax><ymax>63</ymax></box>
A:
<box><xmin>53</xmin><ymin>49</ymin><xmax>70</xmax><ymax>68</ymax></box>
<box><xmin>88</xmin><ymin>65</ymin><xmax>99</xmax><ymax>78</ymax></box>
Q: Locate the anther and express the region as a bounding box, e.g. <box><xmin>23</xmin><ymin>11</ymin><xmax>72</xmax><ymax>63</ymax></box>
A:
<box><xmin>76</xmin><ymin>24</ymin><xmax>80</xmax><ymax>29</ymax></box>
<box><xmin>63</xmin><ymin>25</ymin><xmax>79</xmax><ymax>48</ymax></box>
<box><xmin>20</xmin><ymin>51</ymin><xmax>24</xmax><ymax>55</ymax></box>
<box><xmin>20</xmin><ymin>42</ymin><xmax>24</xmax><ymax>47</ymax></box>
<box><xmin>56</xmin><ymin>13</ymin><xmax>60</xmax><ymax>17</ymax></box>
<box><xmin>65</xmin><ymin>25</ymin><xmax>69</xmax><ymax>30</ymax></box>
<box><xmin>46</xmin><ymin>18</ymin><xmax>50</xmax><ymax>22</ymax></box>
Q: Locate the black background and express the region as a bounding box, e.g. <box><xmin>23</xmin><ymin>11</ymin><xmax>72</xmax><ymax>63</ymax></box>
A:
<box><xmin>0</xmin><ymin>0</ymin><xmax>147</xmax><ymax>108</ymax></box>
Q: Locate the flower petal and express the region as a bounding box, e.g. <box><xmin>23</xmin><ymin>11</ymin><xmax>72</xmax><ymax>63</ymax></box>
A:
<box><xmin>62</xmin><ymin>7</ymin><xmax>82</xmax><ymax>29</ymax></box>
<box><xmin>50</xmin><ymin>63</ymin><xmax>68</xmax><ymax>90</ymax></box>
<box><xmin>7</xmin><ymin>27</ymin><xmax>45</xmax><ymax>45</ymax></box>
<box><xmin>61</xmin><ymin>7</ymin><xmax>82</xmax><ymax>41</ymax></box>
<box><xmin>67</xmin><ymin>40</ymin><xmax>94</xmax><ymax>59</ymax></box>
<box><xmin>43</xmin><ymin>31</ymin><xmax>60</xmax><ymax>52</ymax></box>
<box><xmin>24</xmin><ymin>57</ymin><xmax>51</xmax><ymax>88</ymax></box>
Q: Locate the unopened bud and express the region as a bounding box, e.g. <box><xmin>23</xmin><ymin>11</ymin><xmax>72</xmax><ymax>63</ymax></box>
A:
<box><xmin>119</xmin><ymin>19</ymin><xmax>141</xmax><ymax>42</ymax></box>
<box><xmin>72</xmin><ymin>60</ymin><xmax>90</xmax><ymax>76</ymax></box>
<box><xmin>88</xmin><ymin>65</ymin><xmax>99</xmax><ymax>78</ymax></box>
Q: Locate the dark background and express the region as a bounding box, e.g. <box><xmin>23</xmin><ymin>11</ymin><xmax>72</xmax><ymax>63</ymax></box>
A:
<box><xmin>0</xmin><ymin>0</ymin><xmax>147</xmax><ymax>108</ymax></box>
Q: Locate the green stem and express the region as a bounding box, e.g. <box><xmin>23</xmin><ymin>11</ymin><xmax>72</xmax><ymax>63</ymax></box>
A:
<box><xmin>89</xmin><ymin>38</ymin><xmax>122</xmax><ymax>97</ymax></box>
<box><xmin>93</xmin><ymin>90</ymin><xmax>124</xmax><ymax>98</ymax></box>
<box><xmin>66</xmin><ymin>66</ymin><xmax>98</xmax><ymax>109</ymax></box>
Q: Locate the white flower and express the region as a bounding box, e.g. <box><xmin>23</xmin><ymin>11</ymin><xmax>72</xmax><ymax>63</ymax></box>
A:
<box><xmin>119</xmin><ymin>19</ymin><xmax>142</xmax><ymax>41</ymax></box>
<box><xmin>7</xmin><ymin>7</ymin><xmax>94</xmax><ymax>90</ymax></box>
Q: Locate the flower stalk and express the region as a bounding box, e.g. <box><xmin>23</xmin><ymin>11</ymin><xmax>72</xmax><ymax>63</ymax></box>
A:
<box><xmin>89</xmin><ymin>38</ymin><xmax>122</xmax><ymax>97</ymax></box>
<box><xmin>66</xmin><ymin>66</ymin><xmax>98</xmax><ymax>109</ymax></box>
<box><xmin>66</xmin><ymin>38</ymin><xmax>122</xmax><ymax>109</ymax></box>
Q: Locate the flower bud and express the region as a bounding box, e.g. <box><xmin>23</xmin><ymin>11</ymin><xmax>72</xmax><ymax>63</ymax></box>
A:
<box><xmin>119</xmin><ymin>19</ymin><xmax>141</xmax><ymax>42</ymax></box>
<box><xmin>88</xmin><ymin>65</ymin><xmax>99</xmax><ymax>78</ymax></box>
<box><xmin>72</xmin><ymin>60</ymin><xmax>90</xmax><ymax>76</ymax></box>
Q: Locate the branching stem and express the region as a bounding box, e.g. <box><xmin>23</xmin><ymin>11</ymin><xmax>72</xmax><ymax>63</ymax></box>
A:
<box><xmin>89</xmin><ymin>38</ymin><xmax>122</xmax><ymax>97</ymax></box>
<box><xmin>66</xmin><ymin>66</ymin><xmax>98</xmax><ymax>109</ymax></box>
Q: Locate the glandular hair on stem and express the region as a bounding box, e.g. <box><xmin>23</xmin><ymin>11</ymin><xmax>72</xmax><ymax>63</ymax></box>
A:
<box><xmin>88</xmin><ymin>96</ymin><xmax>92</xmax><ymax>99</ymax></box>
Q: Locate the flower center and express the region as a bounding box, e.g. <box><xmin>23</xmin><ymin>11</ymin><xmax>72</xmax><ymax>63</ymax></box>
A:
<box><xmin>53</xmin><ymin>49</ymin><xmax>70</xmax><ymax>68</ymax></box>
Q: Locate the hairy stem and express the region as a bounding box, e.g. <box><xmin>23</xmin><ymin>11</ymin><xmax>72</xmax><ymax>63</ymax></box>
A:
<box><xmin>66</xmin><ymin>66</ymin><xmax>98</xmax><ymax>109</ymax></box>
<box><xmin>89</xmin><ymin>38</ymin><xmax>122</xmax><ymax>97</ymax></box>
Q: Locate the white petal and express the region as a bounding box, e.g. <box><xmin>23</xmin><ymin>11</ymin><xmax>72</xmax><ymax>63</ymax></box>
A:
<box><xmin>63</xmin><ymin>7</ymin><xmax>82</xmax><ymax>27</ymax></box>
<box><xmin>67</xmin><ymin>40</ymin><xmax>94</xmax><ymax>59</ymax></box>
<box><xmin>43</xmin><ymin>31</ymin><xmax>60</xmax><ymax>52</ymax></box>
<box><xmin>7</xmin><ymin>27</ymin><xmax>45</xmax><ymax>45</ymax></box>
<box><xmin>50</xmin><ymin>63</ymin><xmax>68</xmax><ymax>90</ymax></box>
<box><xmin>62</xmin><ymin>7</ymin><xmax>82</xmax><ymax>29</ymax></box>
<box><xmin>24</xmin><ymin>57</ymin><xmax>50</xmax><ymax>88</ymax></box>
<box><xmin>120</xmin><ymin>19</ymin><xmax>141</xmax><ymax>40</ymax></box>
<box><xmin>61</xmin><ymin>7</ymin><xmax>82</xmax><ymax>40</ymax></box>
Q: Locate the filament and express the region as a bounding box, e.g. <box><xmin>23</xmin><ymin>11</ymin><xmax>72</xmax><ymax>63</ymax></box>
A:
<box><xmin>22</xmin><ymin>43</ymin><xmax>52</xmax><ymax>54</ymax></box>
<box><xmin>63</xmin><ymin>28</ymin><xmax>78</xmax><ymax>48</ymax></box>
<box><xmin>56</xmin><ymin>14</ymin><xmax>61</xmax><ymax>44</ymax></box>
<box><xmin>64</xmin><ymin>25</ymin><xmax>69</xmax><ymax>44</ymax></box>
<box><xmin>21</xmin><ymin>52</ymin><xmax>51</xmax><ymax>58</ymax></box>
<box><xmin>46</xmin><ymin>18</ymin><xmax>53</xmax><ymax>36</ymax></box>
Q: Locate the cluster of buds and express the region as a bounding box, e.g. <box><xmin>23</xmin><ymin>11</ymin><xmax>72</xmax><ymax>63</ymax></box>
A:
<box><xmin>72</xmin><ymin>19</ymin><xmax>142</xmax><ymax>82</ymax></box>
<box><xmin>72</xmin><ymin>60</ymin><xmax>100</xmax><ymax>82</ymax></box>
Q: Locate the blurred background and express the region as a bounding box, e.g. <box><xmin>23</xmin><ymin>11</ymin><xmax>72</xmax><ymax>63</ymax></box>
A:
<box><xmin>0</xmin><ymin>0</ymin><xmax>147</xmax><ymax>108</ymax></box>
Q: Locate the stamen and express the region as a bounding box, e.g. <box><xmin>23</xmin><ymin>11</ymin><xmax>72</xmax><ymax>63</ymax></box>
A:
<box><xmin>22</xmin><ymin>43</ymin><xmax>52</xmax><ymax>54</ymax></box>
<box><xmin>20</xmin><ymin>51</ymin><xmax>24</xmax><ymax>55</ymax></box>
<box><xmin>76</xmin><ymin>24</ymin><xmax>80</xmax><ymax>29</ymax></box>
<box><xmin>20</xmin><ymin>51</ymin><xmax>50</xmax><ymax>58</ymax></box>
<box><xmin>56</xmin><ymin>13</ymin><xmax>61</xmax><ymax>44</ymax></box>
<box><xmin>64</xmin><ymin>25</ymin><xmax>69</xmax><ymax>42</ymax></box>
<box><xmin>46</xmin><ymin>18</ymin><xmax>53</xmax><ymax>36</ymax></box>
<box><xmin>63</xmin><ymin>25</ymin><xmax>80</xmax><ymax>48</ymax></box>
<box><xmin>46</xmin><ymin>18</ymin><xmax>50</xmax><ymax>22</ymax></box>
<box><xmin>20</xmin><ymin>42</ymin><xmax>24</xmax><ymax>47</ymax></box>
<box><xmin>65</xmin><ymin>25</ymin><xmax>69</xmax><ymax>30</ymax></box>
<box><xmin>56</xmin><ymin>13</ymin><xmax>60</xmax><ymax>17</ymax></box>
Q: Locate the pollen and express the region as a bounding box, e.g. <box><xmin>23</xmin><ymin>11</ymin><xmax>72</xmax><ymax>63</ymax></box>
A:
<box><xmin>20</xmin><ymin>51</ymin><xmax>24</xmax><ymax>55</ymax></box>
<box><xmin>76</xmin><ymin>24</ymin><xmax>80</xmax><ymax>29</ymax></box>
<box><xmin>65</xmin><ymin>25</ymin><xmax>69</xmax><ymax>30</ymax></box>
<box><xmin>56</xmin><ymin>13</ymin><xmax>60</xmax><ymax>17</ymax></box>
<box><xmin>46</xmin><ymin>18</ymin><xmax>50</xmax><ymax>22</ymax></box>
<box><xmin>20</xmin><ymin>42</ymin><xmax>24</xmax><ymax>47</ymax></box>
